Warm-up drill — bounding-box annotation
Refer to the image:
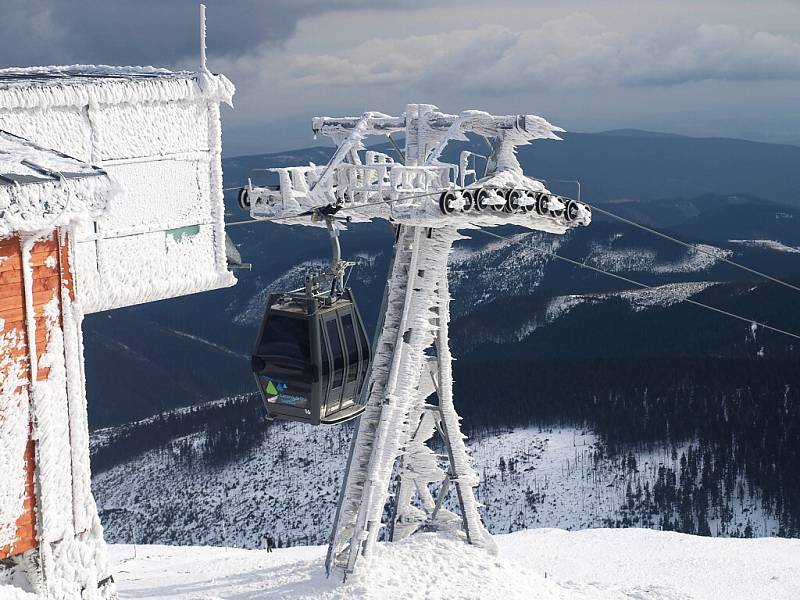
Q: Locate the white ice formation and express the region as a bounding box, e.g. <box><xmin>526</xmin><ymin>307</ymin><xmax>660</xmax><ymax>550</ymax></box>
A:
<box><xmin>246</xmin><ymin>105</ymin><xmax>590</xmax><ymax>232</ymax></box>
<box><xmin>0</xmin><ymin>64</ymin><xmax>236</xmax><ymax>599</ymax></box>
<box><xmin>244</xmin><ymin>104</ymin><xmax>590</xmax><ymax>577</ymax></box>
<box><xmin>0</xmin><ymin>65</ymin><xmax>236</xmax><ymax>312</ymax></box>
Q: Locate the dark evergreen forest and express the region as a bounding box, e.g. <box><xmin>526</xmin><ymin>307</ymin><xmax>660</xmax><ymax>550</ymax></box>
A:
<box><xmin>455</xmin><ymin>354</ymin><xmax>800</xmax><ymax>536</ymax></box>
<box><xmin>91</xmin><ymin>326</ymin><xmax>800</xmax><ymax>539</ymax></box>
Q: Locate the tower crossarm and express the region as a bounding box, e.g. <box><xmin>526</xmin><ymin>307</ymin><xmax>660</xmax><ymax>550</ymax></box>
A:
<box><xmin>311</xmin><ymin>109</ymin><xmax>563</xmax><ymax>144</ymax></box>
<box><xmin>242</xmin><ymin>104</ymin><xmax>592</xmax><ymax>233</ymax></box>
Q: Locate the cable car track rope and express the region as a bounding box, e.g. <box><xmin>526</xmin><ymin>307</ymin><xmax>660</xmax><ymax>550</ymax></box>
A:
<box><xmin>223</xmin><ymin>187</ymin><xmax>800</xmax><ymax>340</ymax></box>
<box><xmin>225</xmin><ymin>183</ymin><xmax>800</xmax><ymax>291</ymax></box>
<box><xmin>226</xmin><ymin>187</ymin><xmax>800</xmax><ymax>296</ymax></box>
<box><xmin>576</xmin><ymin>202</ymin><xmax>800</xmax><ymax>296</ymax></box>
<box><xmin>474</xmin><ymin>227</ymin><xmax>800</xmax><ymax>342</ymax></box>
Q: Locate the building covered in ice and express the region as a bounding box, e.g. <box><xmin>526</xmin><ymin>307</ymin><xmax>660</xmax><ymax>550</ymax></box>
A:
<box><xmin>0</xmin><ymin>66</ymin><xmax>235</xmax><ymax>599</ymax></box>
<box><xmin>0</xmin><ymin>66</ymin><xmax>236</xmax><ymax>311</ymax></box>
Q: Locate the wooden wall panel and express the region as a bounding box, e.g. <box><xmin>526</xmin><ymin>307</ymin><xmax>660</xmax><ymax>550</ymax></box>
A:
<box><xmin>0</xmin><ymin>233</ymin><xmax>67</xmax><ymax>560</ymax></box>
<box><xmin>0</xmin><ymin>439</ymin><xmax>37</xmax><ymax>558</ymax></box>
<box><xmin>0</xmin><ymin>235</ymin><xmax>37</xmax><ymax>559</ymax></box>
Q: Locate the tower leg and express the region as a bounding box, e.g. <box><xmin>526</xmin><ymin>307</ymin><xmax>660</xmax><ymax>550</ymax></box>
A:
<box><xmin>430</xmin><ymin>262</ymin><xmax>495</xmax><ymax>550</ymax></box>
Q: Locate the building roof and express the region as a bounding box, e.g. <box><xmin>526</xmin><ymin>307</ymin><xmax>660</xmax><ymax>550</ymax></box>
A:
<box><xmin>0</xmin><ymin>130</ymin><xmax>106</xmax><ymax>185</ymax></box>
<box><xmin>0</xmin><ymin>131</ymin><xmax>110</xmax><ymax>236</ymax></box>
<box><xmin>0</xmin><ymin>65</ymin><xmax>195</xmax><ymax>89</ymax></box>
<box><xmin>0</xmin><ymin>64</ymin><xmax>234</xmax><ymax>111</ymax></box>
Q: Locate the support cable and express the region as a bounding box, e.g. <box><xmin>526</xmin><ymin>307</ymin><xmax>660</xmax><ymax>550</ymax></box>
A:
<box><xmin>475</xmin><ymin>227</ymin><xmax>800</xmax><ymax>342</ymax></box>
<box><xmin>228</xmin><ymin>187</ymin><xmax>797</xmax><ymax>303</ymax></box>
<box><xmin>582</xmin><ymin>202</ymin><xmax>800</xmax><ymax>296</ymax></box>
<box><xmin>223</xmin><ymin>181</ymin><xmax>800</xmax><ymax>340</ymax></box>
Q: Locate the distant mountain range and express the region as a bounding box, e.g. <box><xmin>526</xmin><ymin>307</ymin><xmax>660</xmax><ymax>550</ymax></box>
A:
<box><xmin>82</xmin><ymin>130</ymin><xmax>800</xmax><ymax>428</ymax></box>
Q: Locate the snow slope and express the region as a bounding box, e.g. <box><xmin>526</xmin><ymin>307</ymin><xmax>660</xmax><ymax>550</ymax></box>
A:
<box><xmin>728</xmin><ymin>239</ymin><xmax>800</xmax><ymax>254</ymax></box>
<box><xmin>105</xmin><ymin>528</ymin><xmax>800</xmax><ymax>600</ymax></box>
<box><xmin>92</xmin><ymin>424</ymin><xmax>779</xmax><ymax>550</ymax></box>
<box><xmin>587</xmin><ymin>240</ymin><xmax>731</xmax><ymax>274</ymax></box>
<box><xmin>540</xmin><ymin>281</ymin><xmax>718</xmax><ymax>325</ymax></box>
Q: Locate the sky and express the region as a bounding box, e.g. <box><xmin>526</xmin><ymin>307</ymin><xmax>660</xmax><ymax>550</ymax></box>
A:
<box><xmin>2</xmin><ymin>0</ymin><xmax>800</xmax><ymax>156</ymax></box>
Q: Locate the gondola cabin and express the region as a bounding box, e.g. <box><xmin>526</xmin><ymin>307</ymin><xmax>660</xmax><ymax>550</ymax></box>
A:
<box><xmin>253</xmin><ymin>289</ymin><xmax>371</xmax><ymax>425</ymax></box>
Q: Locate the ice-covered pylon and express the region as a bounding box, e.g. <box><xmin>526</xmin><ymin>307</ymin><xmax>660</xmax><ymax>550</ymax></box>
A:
<box><xmin>390</xmin><ymin>252</ymin><xmax>495</xmax><ymax>549</ymax></box>
<box><xmin>242</xmin><ymin>104</ymin><xmax>591</xmax><ymax>579</ymax></box>
<box><xmin>325</xmin><ymin>225</ymin><xmax>493</xmax><ymax>577</ymax></box>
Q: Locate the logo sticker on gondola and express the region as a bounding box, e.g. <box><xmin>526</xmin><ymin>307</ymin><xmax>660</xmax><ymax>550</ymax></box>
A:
<box><xmin>264</xmin><ymin>379</ymin><xmax>289</xmax><ymax>402</ymax></box>
<box><xmin>262</xmin><ymin>379</ymin><xmax>305</xmax><ymax>407</ymax></box>
<box><xmin>264</xmin><ymin>380</ymin><xmax>288</xmax><ymax>399</ymax></box>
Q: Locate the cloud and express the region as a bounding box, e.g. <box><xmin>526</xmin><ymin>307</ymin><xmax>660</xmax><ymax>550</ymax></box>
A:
<box><xmin>245</xmin><ymin>14</ymin><xmax>800</xmax><ymax>99</ymax></box>
<box><xmin>0</xmin><ymin>0</ymin><xmax>444</xmax><ymax>68</ymax></box>
<box><xmin>4</xmin><ymin>1</ymin><xmax>798</xmax><ymax>153</ymax></box>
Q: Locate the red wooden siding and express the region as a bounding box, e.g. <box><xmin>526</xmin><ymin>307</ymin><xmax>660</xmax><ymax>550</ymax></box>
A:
<box><xmin>0</xmin><ymin>232</ymin><xmax>71</xmax><ymax>559</ymax></box>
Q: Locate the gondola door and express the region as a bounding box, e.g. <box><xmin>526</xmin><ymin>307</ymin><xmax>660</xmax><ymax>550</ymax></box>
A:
<box><xmin>338</xmin><ymin>311</ymin><xmax>361</xmax><ymax>413</ymax></box>
<box><xmin>253</xmin><ymin>302</ymin><xmax>317</xmax><ymax>423</ymax></box>
<box><xmin>321</xmin><ymin>313</ymin><xmax>346</xmax><ymax>419</ymax></box>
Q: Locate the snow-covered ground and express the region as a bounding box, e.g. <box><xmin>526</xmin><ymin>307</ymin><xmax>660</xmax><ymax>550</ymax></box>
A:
<box><xmin>106</xmin><ymin>528</ymin><xmax>800</xmax><ymax>600</ymax></box>
<box><xmin>93</xmin><ymin>425</ymin><xmax>779</xmax><ymax>549</ymax></box>
<box><xmin>545</xmin><ymin>281</ymin><xmax>717</xmax><ymax>319</ymax></box>
<box><xmin>447</xmin><ymin>231</ymin><xmax>563</xmax><ymax>317</ymax></box>
<box><xmin>587</xmin><ymin>239</ymin><xmax>730</xmax><ymax>274</ymax></box>
<box><xmin>505</xmin><ymin>281</ymin><xmax>717</xmax><ymax>343</ymax></box>
<box><xmin>728</xmin><ymin>239</ymin><xmax>800</xmax><ymax>254</ymax></box>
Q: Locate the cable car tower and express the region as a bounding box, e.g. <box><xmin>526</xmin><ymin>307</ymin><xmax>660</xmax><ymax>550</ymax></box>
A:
<box><xmin>238</xmin><ymin>104</ymin><xmax>591</xmax><ymax>578</ymax></box>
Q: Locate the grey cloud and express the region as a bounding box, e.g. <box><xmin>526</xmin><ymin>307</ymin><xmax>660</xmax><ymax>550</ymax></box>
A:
<box><xmin>264</xmin><ymin>14</ymin><xmax>800</xmax><ymax>97</ymax></box>
<box><xmin>0</xmin><ymin>0</ymin><xmax>442</xmax><ymax>68</ymax></box>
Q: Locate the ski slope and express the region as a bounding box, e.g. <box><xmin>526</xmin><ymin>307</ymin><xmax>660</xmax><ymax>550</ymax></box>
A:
<box><xmin>103</xmin><ymin>528</ymin><xmax>800</xmax><ymax>600</ymax></box>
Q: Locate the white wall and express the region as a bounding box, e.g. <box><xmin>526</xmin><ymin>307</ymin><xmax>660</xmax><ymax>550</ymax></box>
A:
<box><xmin>0</xmin><ymin>77</ymin><xmax>235</xmax><ymax>312</ymax></box>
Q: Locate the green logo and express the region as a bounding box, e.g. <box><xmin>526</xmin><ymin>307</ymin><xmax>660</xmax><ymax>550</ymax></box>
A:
<box><xmin>265</xmin><ymin>380</ymin><xmax>279</xmax><ymax>396</ymax></box>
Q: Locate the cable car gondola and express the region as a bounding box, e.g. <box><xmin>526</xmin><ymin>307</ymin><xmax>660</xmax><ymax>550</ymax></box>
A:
<box><xmin>249</xmin><ymin>210</ymin><xmax>372</xmax><ymax>425</ymax></box>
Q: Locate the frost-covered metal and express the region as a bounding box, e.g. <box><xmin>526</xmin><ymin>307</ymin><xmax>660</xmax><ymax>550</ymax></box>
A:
<box><xmin>243</xmin><ymin>103</ymin><xmax>591</xmax><ymax>577</ymax></box>
<box><xmin>0</xmin><ymin>65</ymin><xmax>236</xmax><ymax>313</ymax></box>
<box><xmin>0</xmin><ymin>131</ymin><xmax>109</xmax><ymax>236</ymax></box>
<box><xmin>244</xmin><ymin>103</ymin><xmax>592</xmax><ymax>576</ymax></box>
<box><xmin>243</xmin><ymin>106</ymin><xmax>589</xmax><ymax>231</ymax></box>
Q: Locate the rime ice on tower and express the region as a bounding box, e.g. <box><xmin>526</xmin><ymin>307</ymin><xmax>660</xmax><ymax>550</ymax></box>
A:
<box><xmin>0</xmin><ymin>66</ymin><xmax>235</xmax><ymax>599</ymax></box>
<box><xmin>241</xmin><ymin>104</ymin><xmax>591</xmax><ymax>578</ymax></box>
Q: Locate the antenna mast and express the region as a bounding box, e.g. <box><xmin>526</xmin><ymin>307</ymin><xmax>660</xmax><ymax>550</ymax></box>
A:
<box><xmin>199</xmin><ymin>4</ymin><xmax>208</xmax><ymax>72</ymax></box>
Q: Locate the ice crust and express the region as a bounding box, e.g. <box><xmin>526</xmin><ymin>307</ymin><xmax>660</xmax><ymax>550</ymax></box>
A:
<box><xmin>0</xmin><ymin>66</ymin><xmax>236</xmax><ymax>313</ymax></box>
<box><xmin>0</xmin><ymin>64</ymin><xmax>236</xmax><ymax>598</ymax></box>
<box><xmin>329</xmin><ymin>226</ymin><xmax>493</xmax><ymax>573</ymax></box>
<box><xmin>0</xmin><ymin>232</ymin><xmax>115</xmax><ymax>598</ymax></box>
<box><xmin>249</xmin><ymin>106</ymin><xmax>590</xmax><ymax>232</ymax></box>
<box><xmin>0</xmin><ymin>65</ymin><xmax>233</xmax><ymax>112</ymax></box>
<box><xmin>0</xmin><ymin>310</ymin><xmax>29</xmax><ymax>550</ymax></box>
<box><xmin>0</xmin><ymin>133</ymin><xmax>110</xmax><ymax>237</ymax></box>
